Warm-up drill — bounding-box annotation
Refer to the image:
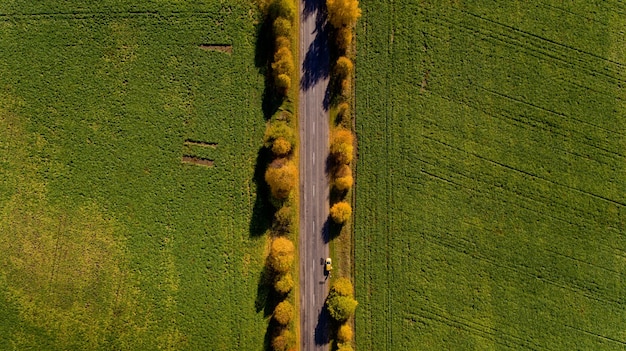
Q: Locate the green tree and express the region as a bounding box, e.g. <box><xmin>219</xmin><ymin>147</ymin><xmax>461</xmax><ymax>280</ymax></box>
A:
<box><xmin>273</xmin><ymin>300</ymin><xmax>294</xmax><ymax>325</ymax></box>
<box><xmin>273</xmin><ymin>17</ymin><xmax>292</xmax><ymax>38</ymax></box>
<box><xmin>275</xmin><ymin>74</ymin><xmax>292</xmax><ymax>96</ymax></box>
<box><xmin>272</xmin><ymin>47</ymin><xmax>295</xmax><ymax>76</ymax></box>
<box><xmin>335</xmin><ymin>56</ymin><xmax>353</xmax><ymax>78</ymax></box>
<box><xmin>327</xmin><ymin>295</ymin><xmax>358</xmax><ymax>321</ymax></box>
<box><xmin>274</xmin><ymin>272</ymin><xmax>294</xmax><ymax>294</ymax></box>
<box><xmin>273</xmin><ymin>206</ymin><xmax>293</xmax><ymax>234</ymax></box>
<box><xmin>264</xmin><ymin>121</ymin><xmax>296</xmax><ymax>149</ymax></box>
<box><xmin>269</xmin><ymin>0</ymin><xmax>296</xmax><ymax>21</ymax></box>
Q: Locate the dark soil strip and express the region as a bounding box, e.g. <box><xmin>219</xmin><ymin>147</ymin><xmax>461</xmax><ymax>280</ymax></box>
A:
<box><xmin>184</xmin><ymin>139</ymin><xmax>218</xmax><ymax>148</ymax></box>
<box><xmin>182</xmin><ymin>155</ymin><xmax>214</xmax><ymax>167</ymax></box>
<box><xmin>199</xmin><ymin>44</ymin><xmax>232</xmax><ymax>53</ymax></box>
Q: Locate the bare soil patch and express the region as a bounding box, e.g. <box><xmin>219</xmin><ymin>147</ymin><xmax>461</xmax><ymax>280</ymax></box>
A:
<box><xmin>199</xmin><ymin>44</ymin><xmax>232</xmax><ymax>54</ymax></box>
<box><xmin>182</xmin><ymin>155</ymin><xmax>214</xmax><ymax>167</ymax></box>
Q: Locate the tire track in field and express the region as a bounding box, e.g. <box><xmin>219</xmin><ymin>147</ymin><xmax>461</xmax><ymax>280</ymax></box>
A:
<box><xmin>417</xmin><ymin>165</ymin><xmax>626</xmax><ymax>271</ymax></box>
<box><xmin>428</xmin><ymin>89</ymin><xmax>626</xmax><ymax>169</ymax></box>
<box><xmin>564</xmin><ymin>324</ymin><xmax>626</xmax><ymax>347</ymax></box>
<box><xmin>383</xmin><ymin>0</ymin><xmax>396</xmax><ymax>346</ymax></box>
<box><xmin>420</xmin><ymin>7</ymin><xmax>626</xmax><ymax>89</ymax></box>
<box><xmin>555</xmin><ymin>76</ymin><xmax>626</xmax><ymax>104</ymax></box>
<box><xmin>538</xmin><ymin>3</ymin><xmax>609</xmax><ymax>26</ymax></box>
<box><xmin>404</xmin><ymin>304</ymin><xmax>552</xmax><ymax>351</ymax></box>
<box><xmin>421</xmin><ymin>225</ymin><xmax>626</xmax><ymax>307</ymax></box>
<box><xmin>453</xmin><ymin>9</ymin><xmax>626</xmax><ymax>77</ymax></box>
<box><xmin>0</xmin><ymin>10</ymin><xmax>223</xmax><ymax>20</ymax></box>
<box><xmin>408</xmin><ymin>153</ymin><xmax>625</xmax><ymax>292</ymax></box>
<box><xmin>419</xmin><ymin>90</ymin><xmax>626</xmax><ymax>202</ymax></box>
<box><xmin>423</xmin><ymin>10</ymin><xmax>626</xmax><ymax>76</ymax></box>
<box><xmin>416</xmin><ymin>154</ymin><xmax>610</xmax><ymax>233</ymax></box>
<box><xmin>420</xmin><ymin>229</ymin><xmax>626</xmax><ymax>307</ymax></box>
<box><xmin>476</xmin><ymin>85</ymin><xmax>626</xmax><ymax>141</ymax></box>
<box><xmin>356</xmin><ymin>6</ymin><xmax>373</xmax><ymax>351</ymax></box>
<box><xmin>418</xmin><ymin>134</ymin><xmax>626</xmax><ymax>220</ymax></box>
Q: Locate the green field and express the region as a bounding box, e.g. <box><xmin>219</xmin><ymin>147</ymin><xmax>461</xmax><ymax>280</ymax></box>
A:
<box><xmin>0</xmin><ymin>1</ymin><xmax>269</xmax><ymax>350</ymax></box>
<box><xmin>355</xmin><ymin>1</ymin><xmax>626</xmax><ymax>350</ymax></box>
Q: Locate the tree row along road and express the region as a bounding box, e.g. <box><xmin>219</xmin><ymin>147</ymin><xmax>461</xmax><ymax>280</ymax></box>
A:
<box><xmin>299</xmin><ymin>0</ymin><xmax>330</xmax><ymax>350</ymax></box>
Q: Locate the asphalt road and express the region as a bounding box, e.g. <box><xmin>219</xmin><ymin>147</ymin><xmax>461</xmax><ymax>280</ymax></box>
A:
<box><xmin>299</xmin><ymin>0</ymin><xmax>330</xmax><ymax>350</ymax></box>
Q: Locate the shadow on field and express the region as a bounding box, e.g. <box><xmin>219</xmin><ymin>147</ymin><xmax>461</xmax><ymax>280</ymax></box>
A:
<box><xmin>255</xmin><ymin>11</ymin><xmax>284</xmax><ymax>120</ymax></box>
<box><xmin>255</xmin><ymin>264</ymin><xmax>284</xmax><ymax>350</ymax></box>
<box><xmin>249</xmin><ymin>147</ymin><xmax>273</xmax><ymax>237</ymax></box>
<box><xmin>300</xmin><ymin>1</ymin><xmax>330</xmax><ymax>101</ymax></box>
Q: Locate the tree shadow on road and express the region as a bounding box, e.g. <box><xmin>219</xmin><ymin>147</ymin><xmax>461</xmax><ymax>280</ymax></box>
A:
<box><xmin>300</xmin><ymin>2</ymin><xmax>330</xmax><ymax>102</ymax></box>
<box><xmin>322</xmin><ymin>217</ymin><xmax>333</xmax><ymax>244</ymax></box>
<box><xmin>324</xmin><ymin>217</ymin><xmax>343</xmax><ymax>243</ymax></box>
<box><xmin>303</xmin><ymin>0</ymin><xmax>325</xmax><ymax>19</ymax></box>
<box><xmin>314</xmin><ymin>304</ymin><xmax>331</xmax><ymax>345</ymax></box>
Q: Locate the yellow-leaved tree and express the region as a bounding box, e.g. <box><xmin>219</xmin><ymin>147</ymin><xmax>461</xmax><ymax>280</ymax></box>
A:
<box><xmin>273</xmin><ymin>300</ymin><xmax>294</xmax><ymax>325</ymax></box>
<box><xmin>330</xmin><ymin>201</ymin><xmax>352</xmax><ymax>224</ymax></box>
<box><xmin>265</xmin><ymin>159</ymin><xmax>297</xmax><ymax>199</ymax></box>
<box><xmin>268</xmin><ymin>237</ymin><xmax>295</xmax><ymax>273</ymax></box>
<box><xmin>326</xmin><ymin>0</ymin><xmax>361</xmax><ymax>29</ymax></box>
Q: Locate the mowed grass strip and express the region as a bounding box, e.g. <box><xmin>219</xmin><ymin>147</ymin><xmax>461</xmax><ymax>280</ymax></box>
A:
<box><xmin>356</xmin><ymin>1</ymin><xmax>626</xmax><ymax>350</ymax></box>
<box><xmin>0</xmin><ymin>1</ymin><xmax>268</xmax><ymax>350</ymax></box>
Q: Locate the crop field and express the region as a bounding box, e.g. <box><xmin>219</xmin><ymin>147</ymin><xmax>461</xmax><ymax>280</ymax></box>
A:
<box><xmin>355</xmin><ymin>1</ymin><xmax>626</xmax><ymax>350</ymax></box>
<box><xmin>0</xmin><ymin>1</ymin><xmax>268</xmax><ymax>350</ymax></box>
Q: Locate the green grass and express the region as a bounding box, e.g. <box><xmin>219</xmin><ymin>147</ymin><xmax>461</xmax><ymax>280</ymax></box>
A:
<box><xmin>0</xmin><ymin>1</ymin><xmax>269</xmax><ymax>350</ymax></box>
<box><xmin>355</xmin><ymin>1</ymin><xmax>626</xmax><ymax>349</ymax></box>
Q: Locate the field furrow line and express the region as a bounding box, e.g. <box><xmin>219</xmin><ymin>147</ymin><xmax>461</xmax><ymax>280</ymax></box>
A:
<box><xmin>356</xmin><ymin>6</ymin><xmax>373</xmax><ymax>350</ymax></box>
<box><xmin>421</xmin><ymin>131</ymin><xmax>626</xmax><ymax>213</ymax></box>
<box><xmin>430</xmin><ymin>90</ymin><xmax>626</xmax><ymax>162</ymax></box>
<box><xmin>418</xmin><ymin>135</ymin><xmax>626</xmax><ymax>228</ymax></box>
<box><xmin>542</xmin><ymin>247</ymin><xmax>626</xmax><ymax>277</ymax></box>
<box><xmin>0</xmin><ymin>10</ymin><xmax>221</xmax><ymax>19</ymax></box>
<box><xmin>384</xmin><ymin>0</ymin><xmax>396</xmax><ymax>346</ymax></box>
<box><xmin>476</xmin><ymin>85</ymin><xmax>626</xmax><ymax>141</ymax></box>
<box><xmin>421</xmin><ymin>10</ymin><xmax>626</xmax><ymax>83</ymax></box>
<box><xmin>474</xmin><ymin>155</ymin><xmax>626</xmax><ymax>208</ymax></box>
<box><xmin>564</xmin><ymin>324</ymin><xmax>626</xmax><ymax>346</ymax></box>
<box><xmin>407</xmin><ymin>306</ymin><xmax>550</xmax><ymax>351</ymax></box>
<box><xmin>555</xmin><ymin>76</ymin><xmax>626</xmax><ymax>104</ymax></box>
<box><xmin>461</xmin><ymin>219</ymin><xmax>626</xmax><ymax>282</ymax></box>
<box><xmin>421</xmin><ymin>232</ymin><xmax>626</xmax><ymax>306</ymax></box>
<box><xmin>415</xmin><ymin>152</ymin><xmax>613</xmax><ymax>232</ymax></box>
<box><xmin>538</xmin><ymin>3</ymin><xmax>609</xmax><ymax>26</ymax></box>
<box><xmin>458</xmin><ymin>9</ymin><xmax>626</xmax><ymax>70</ymax></box>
